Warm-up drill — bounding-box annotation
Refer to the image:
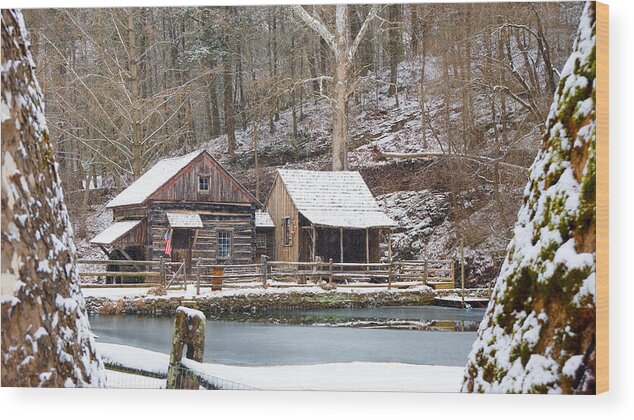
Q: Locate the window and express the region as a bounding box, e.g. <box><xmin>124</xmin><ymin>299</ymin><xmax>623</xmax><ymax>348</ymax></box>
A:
<box><xmin>217</xmin><ymin>230</ymin><xmax>232</xmax><ymax>259</ymax></box>
<box><xmin>256</xmin><ymin>233</ymin><xmax>267</xmax><ymax>250</ymax></box>
<box><xmin>283</xmin><ymin>217</ymin><xmax>292</xmax><ymax>246</ymax></box>
<box><xmin>198</xmin><ymin>175</ymin><xmax>210</xmax><ymax>192</ymax></box>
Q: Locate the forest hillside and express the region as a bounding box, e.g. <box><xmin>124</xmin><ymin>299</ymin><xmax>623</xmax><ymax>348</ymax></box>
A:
<box><xmin>23</xmin><ymin>3</ymin><xmax>584</xmax><ymax>287</ymax></box>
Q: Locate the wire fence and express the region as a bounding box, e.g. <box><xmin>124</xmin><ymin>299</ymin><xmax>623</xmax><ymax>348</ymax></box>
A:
<box><xmin>105</xmin><ymin>365</ymin><xmax>256</xmax><ymax>390</ymax></box>
<box><xmin>105</xmin><ymin>369</ymin><xmax>166</xmax><ymax>389</ymax></box>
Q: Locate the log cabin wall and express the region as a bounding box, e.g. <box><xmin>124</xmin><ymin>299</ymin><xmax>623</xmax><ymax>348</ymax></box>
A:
<box><xmin>264</xmin><ymin>176</ymin><xmax>299</xmax><ymax>262</ymax></box>
<box><xmin>147</xmin><ymin>202</ymin><xmax>256</xmax><ymax>269</ymax></box>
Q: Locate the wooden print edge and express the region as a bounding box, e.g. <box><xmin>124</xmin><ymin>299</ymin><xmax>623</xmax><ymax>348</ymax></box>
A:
<box><xmin>595</xmin><ymin>0</ymin><xmax>609</xmax><ymax>395</ymax></box>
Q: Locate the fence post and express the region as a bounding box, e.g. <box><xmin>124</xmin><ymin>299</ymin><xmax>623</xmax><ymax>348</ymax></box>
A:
<box><xmin>423</xmin><ymin>261</ymin><xmax>429</xmax><ymax>285</ymax></box>
<box><xmin>196</xmin><ymin>261</ymin><xmax>201</xmax><ymax>296</ymax></box>
<box><xmin>261</xmin><ymin>255</ymin><xmax>268</xmax><ymax>288</ymax></box>
<box><xmin>460</xmin><ymin>239</ymin><xmax>465</xmax><ymax>308</ymax></box>
<box><xmin>328</xmin><ymin>258</ymin><xmax>333</xmax><ymax>285</ymax></box>
<box><xmin>159</xmin><ymin>256</ymin><xmax>166</xmax><ymax>287</ymax></box>
<box><xmin>166</xmin><ymin>306</ymin><xmax>206</xmax><ymax>389</ymax></box>
<box><xmin>388</xmin><ymin>259</ymin><xmax>393</xmax><ymax>290</ymax></box>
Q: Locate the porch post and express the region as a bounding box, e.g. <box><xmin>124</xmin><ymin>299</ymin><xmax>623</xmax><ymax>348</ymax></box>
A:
<box><xmin>365</xmin><ymin>227</ymin><xmax>370</xmax><ymax>268</ymax></box>
<box><xmin>387</xmin><ymin>228</ymin><xmax>393</xmax><ymax>289</ymax></box>
<box><xmin>339</xmin><ymin>227</ymin><xmax>344</xmax><ymax>263</ymax></box>
<box><xmin>312</xmin><ymin>225</ymin><xmax>317</xmax><ymax>262</ymax></box>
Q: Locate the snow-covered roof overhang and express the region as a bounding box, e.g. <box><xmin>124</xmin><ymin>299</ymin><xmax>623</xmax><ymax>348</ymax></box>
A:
<box><xmin>90</xmin><ymin>220</ymin><xmax>144</xmax><ymax>245</ymax></box>
<box><xmin>276</xmin><ymin>169</ymin><xmax>397</xmax><ymax>229</ymax></box>
<box><xmin>301</xmin><ymin>210</ymin><xmax>397</xmax><ymax>229</ymax></box>
<box><xmin>107</xmin><ymin>150</ymin><xmax>205</xmax><ymax>208</ymax></box>
<box><xmin>166</xmin><ymin>212</ymin><xmax>203</xmax><ymax>229</ymax></box>
<box><xmin>255</xmin><ymin>210</ymin><xmax>275</xmax><ymax>228</ymax></box>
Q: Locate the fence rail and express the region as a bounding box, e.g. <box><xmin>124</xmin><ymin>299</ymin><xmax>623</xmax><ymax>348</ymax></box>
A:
<box><xmin>78</xmin><ymin>257</ymin><xmax>185</xmax><ymax>288</ymax></box>
<box><xmin>79</xmin><ymin>257</ymin><xmax>455</xmax><ymax>291</ymax></box>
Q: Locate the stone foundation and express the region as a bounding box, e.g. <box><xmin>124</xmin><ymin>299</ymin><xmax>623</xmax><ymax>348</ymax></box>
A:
<box><xmin>84</xmin><ymin>289</ymin><xmax>437</xmax><ymax>317</ymax></box>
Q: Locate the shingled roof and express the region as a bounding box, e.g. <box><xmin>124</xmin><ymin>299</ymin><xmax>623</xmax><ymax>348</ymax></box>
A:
<box><xmin>276</xmin><ymin>169</ymin><xmax>396</xmax><ymax>229</ymax></box>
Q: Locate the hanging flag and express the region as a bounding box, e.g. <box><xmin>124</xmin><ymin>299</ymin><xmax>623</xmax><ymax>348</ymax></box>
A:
<box><xmin>163</xmin><ymin>228</ymin><xmax>173</xmax><ymax>256</ymax></box>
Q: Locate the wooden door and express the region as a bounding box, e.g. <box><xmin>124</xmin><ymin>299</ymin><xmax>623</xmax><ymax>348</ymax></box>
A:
<box><xmin>171</xmin><ymin>229</ymin><xmax>192</xmax><ymax>275</ymax></box>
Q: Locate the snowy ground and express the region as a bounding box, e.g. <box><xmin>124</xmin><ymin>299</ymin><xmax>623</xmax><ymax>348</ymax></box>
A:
<box><xmin>81</xmin><ymin>283</ymin><xmax>434</xmax><ymax>299</ymax></box>
<box><xmin>97</xmin><ymin>343</ymin><xmax>464</xmax><ymax>392</ymax></box>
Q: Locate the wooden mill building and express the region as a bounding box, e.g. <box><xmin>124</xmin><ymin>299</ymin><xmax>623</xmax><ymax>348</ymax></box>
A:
<box><xmin>90</xmin><ymin>150</ymin><xmax>267</xmax><ymax>276</ymax></box>
<box><xmin>263</xmin><ymin>169</ymin><xmax>396</xmax><ymax>263</ymax></box>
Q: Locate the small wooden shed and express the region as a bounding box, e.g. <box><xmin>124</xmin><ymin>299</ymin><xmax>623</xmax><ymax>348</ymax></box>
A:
<box><xmin>263</xmin><ymin>169</ymin><xmax>396</xmax><ymax>263</ymax></box>
<box><xmin>91</xmin><ymin>150</ymin><xmax>262</xmax><ymax>278</ymax></box>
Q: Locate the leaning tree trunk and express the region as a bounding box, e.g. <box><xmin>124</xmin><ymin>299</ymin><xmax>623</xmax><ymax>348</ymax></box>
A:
<box><xmin>462</xmin><ymin>2</ymin><xmax>597</xmax><ymax>394</ymax></box>
<box><xmin>1</xmin><ymin>9</ymin><xmax>105</xmax><ymax>387</ymax></box>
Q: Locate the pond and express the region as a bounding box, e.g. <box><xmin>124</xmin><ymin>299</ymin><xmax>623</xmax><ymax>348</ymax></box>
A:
<box><xmin>89</xmin><ymin>306</ymin><xmax>485</xmax><ymax>367</ymax></box>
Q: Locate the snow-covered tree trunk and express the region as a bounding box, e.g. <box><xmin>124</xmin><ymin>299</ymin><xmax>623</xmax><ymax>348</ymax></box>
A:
<box><xmin>1</xmin><ymin>9</ymin><xmax>105</xmax><ymax>387</ymax></box>
<box><xmin>462</xmin><ymin>1</ymin><xmax>597</xmax><ymax>394</ymax></box>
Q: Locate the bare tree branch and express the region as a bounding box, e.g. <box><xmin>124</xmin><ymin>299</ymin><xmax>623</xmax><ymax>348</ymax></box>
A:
<box><xmin>290</xmin><ymin>6</ymin><xmax>336</xmax><ymax>52</ymax></box>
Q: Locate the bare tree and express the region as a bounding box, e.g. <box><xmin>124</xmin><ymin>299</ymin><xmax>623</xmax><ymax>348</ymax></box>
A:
<box><xmin>291</xmin><ymin>4</ymin><xmax>380</xmax><ymax>171</ymax></box>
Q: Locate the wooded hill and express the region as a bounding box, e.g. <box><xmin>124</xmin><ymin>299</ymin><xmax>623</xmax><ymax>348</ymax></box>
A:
<box><xmin>23</xmin><ymin>3</ymin><xmax>584</xmax><ymax>287</ymax></box>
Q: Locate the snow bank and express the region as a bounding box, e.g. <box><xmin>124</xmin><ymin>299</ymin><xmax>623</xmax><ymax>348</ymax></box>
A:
<box><xmin>97</xmin><ymin>342</ymin><xmax>462</xmax><ymax>392</ymax></box>
<box><xmin>97</xmin><ymin>343</ymin><xmax>168</xmax><ymax>376</ymax></box>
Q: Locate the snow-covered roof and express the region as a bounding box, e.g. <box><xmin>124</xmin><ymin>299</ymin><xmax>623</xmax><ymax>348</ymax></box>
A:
<box><xmin>276</xmin><ymin>169</ymin><xmax>397</xmax><ymax>229</ymax></box>
<box><xmin>255</xmin><ymin>210</ymin><xmax>275</xmax><ymax>228</ymax></box>
<box><xmin>166</xmin><ymin>212</ymin><xmax>203</xmax><ymax>228</ymax></box>
<box><xmin>106</xmin><ymin>150</ymin><xmax>205</xmax><ymax>208</ymax></box>
<box><xmin>90</xmin><ymin>220</ymin><xmax>144</xmax><ymax>245</ymax></box>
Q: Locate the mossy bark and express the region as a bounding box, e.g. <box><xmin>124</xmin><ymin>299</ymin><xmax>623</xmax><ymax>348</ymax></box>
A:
<box><xmin>462</xmin><ymin>2</ymin><xmax>597</xmax><ymax>394</ymax></box>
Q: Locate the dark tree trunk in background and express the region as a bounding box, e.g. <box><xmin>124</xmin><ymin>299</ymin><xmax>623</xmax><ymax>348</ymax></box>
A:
<box><xmin>223</xmin><ymin>53</ymin><xmax>236</xmax><ymax>156</ymax></box>
<box><xmin>387</xmin><ymin>4</ymin><xmax>402</xmax><ymax>100</ymax></box>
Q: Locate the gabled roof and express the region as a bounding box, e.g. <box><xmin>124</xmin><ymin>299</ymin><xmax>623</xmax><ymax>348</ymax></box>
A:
<box><xmin>107</xmin><ymin>150</ymin><xmax>204</xmax><ymax>208</ymax></box>
<box><xmin>90</xmin><ymin>220</ymin><xmax>144</xmax><ymax>245</ymax></box>
<box><xmin>106</xmin><ymin>150</ymin><xmax>257</xmax><ymax>208</ymax></box>
<box><xmin>275</xmin><ymin>169</ymin><xmax>396</xmax><ymax>229</ymax></box>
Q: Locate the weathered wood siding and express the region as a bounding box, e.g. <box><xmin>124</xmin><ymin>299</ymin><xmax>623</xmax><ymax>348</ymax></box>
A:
<box><xmin>113</xmin><ymin>219</ymin><xmax>147</xmax><ymax>246</ymax></box>
<box><xmin>263</xmin><ymin>176</ymin><xmax>299</xmax><ymax>262</ymax></box>
<box><xmin>146</xmin><ymin>202</ymin><xmax>256</xmax><ymax>269</ymax></box>
<box><xmin>113</xmin><ymin>206</ymin><xmax>146</xmax><ymax>221</ymax></box>
<box><xmin>150</xmin><ymin>153</ymin><xmax>255</xmax><ymax>204</ymax></box>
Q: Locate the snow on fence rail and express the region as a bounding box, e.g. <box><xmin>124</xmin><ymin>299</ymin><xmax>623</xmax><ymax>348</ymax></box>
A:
<box><xmin>78</xmin><ymin>258</ymin><xmax>185</xmax><ymax>288</ymax></box>
<box><xmin>78</xmin><ymin>258</ymin><xmax>454</xmax><ymax>291</ymax></box>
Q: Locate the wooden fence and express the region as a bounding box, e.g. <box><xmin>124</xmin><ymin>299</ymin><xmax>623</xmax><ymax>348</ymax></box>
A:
<box><xmin>78</xmin><ymin>257</ymin><xmax>455</xmax><ymax>292</ymax></box>
<box><xmin>78</xmin><ymin>258</ymin><xmax>185</xmax><ymax>289</ymax></box>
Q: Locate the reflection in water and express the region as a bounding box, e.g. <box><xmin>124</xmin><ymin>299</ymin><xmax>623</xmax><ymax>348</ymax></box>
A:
<box><xmin>228</xmin><ymin>306</ymin><xmax>485</xmax><ymax>331</ymax></box>
<box><xmin>89</xmin><ymin>306</ymin><xmax>485</xmax><ymax>367</ymax></box>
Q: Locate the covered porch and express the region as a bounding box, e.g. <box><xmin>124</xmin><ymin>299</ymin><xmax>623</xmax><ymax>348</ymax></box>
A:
<box><xmin>296</xmin><ymin>209</ymin><xmax>396</xmax><ymax>264</ymax></box>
